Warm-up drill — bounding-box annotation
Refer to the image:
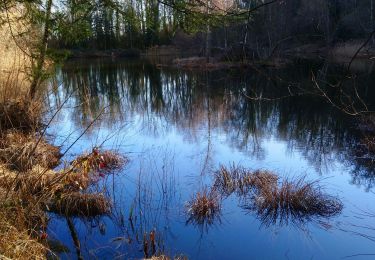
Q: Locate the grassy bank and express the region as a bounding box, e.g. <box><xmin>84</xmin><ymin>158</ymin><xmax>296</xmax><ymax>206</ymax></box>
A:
<box><xmin>0</xmin><ymin>93</ymin><xmax>126</xmax><ymax>258</ymax></box>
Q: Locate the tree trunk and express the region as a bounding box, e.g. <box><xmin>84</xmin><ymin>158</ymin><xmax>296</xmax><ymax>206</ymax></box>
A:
<box><xmin>29</xmin><ymin>0</ymin><xmax>53</xmax><ymax>99</ymax></box>
<box><xmin>372</xmin><ymin>0</ymin><xmax>374</xmax><ymax>45</ymax></box>
<box><xmin>205</xmin><ymin>0</ymin><xmax>211</xmax><ymax>63</ymax></box>
<box><xmin>206</xmin><ymin>23</ymin><xmax>211</xmax><ymax>63</ymax></box>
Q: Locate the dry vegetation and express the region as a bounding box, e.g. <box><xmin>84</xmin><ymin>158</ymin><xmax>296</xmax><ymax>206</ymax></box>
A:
<box><xmin>186</xmin><ymin>188</ymin><xmax>221</xmax><ymax>228</ymax></box>
<box><xmin>0</xmin><ymin>131</ymin><xmax>60</xmax><ymax>172</ymax></box>
<box><xmin>0</xmin><ymin>6</ymin><xmax>36</xmax><ymax>100</ymax></box>
<box><xmin>0</xmin><ymin>86</ymin><xmax>126</xmax><ymax>258</ymax></box>
<box><xmin>0</xmin><ymin>59</ymin><xmax>51</xmax><ymax>258</ymax></box>
<box><xmin>50</xmin><ymin>192</ymin><xmax>111</xmax><ymax>217</ymax></box>
<box><xmin>213</xmin><ymin>165</ymin><xmax>279</xmax><ymax>197</ymax></box>
<box><xmin>0</xmin><ymin>121</ymin><xmax>126</xmax><ymax>257</ymax></box>
<box><xmin>0</xmin><ymin>213</ymin><xmax>46</xmax><ymax>260</ymax></box>
<box><xmin>246</xmin><ymin>177</ymin><xmax>343</xmax><ymax>226</ymax></box>
<box><xmin>187</xmin><ymin>165</ymin><xmax>343</xmax><ymax>228</ymax></box>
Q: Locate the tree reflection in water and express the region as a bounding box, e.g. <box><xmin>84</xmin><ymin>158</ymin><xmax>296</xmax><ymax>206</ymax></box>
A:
<box><xmin>48</xmin><ymin>58</ymin><xmax>375</xmax><ymax>258</ymax></box>
<box><xmin>54</xmin><ymin>58</ymin><xmax>375</xmax><ymax>189</ymax></box>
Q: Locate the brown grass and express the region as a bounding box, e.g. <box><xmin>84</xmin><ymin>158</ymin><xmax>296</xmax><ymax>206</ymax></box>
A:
<box><xmin>247</xmin><ymin>177</ymin><xmax>343</xmax><ymax>226</ymax></box>
<box><xmin>0</xmin><ymin>131</ymin><xmax>61</xmax><ymax>172</ymax></box>
<box><xmin>0</xmin><ymin>187</ymin><xmax>50</xmax><ymax>259</ymax></box>
<box><xmin>0</xmin><ymin>8</ymin><xmax>110</xmax><ymax>258</ymax></box>
<box><xmin>49</xmin><ymin>192</ymin><xmax>111</xmax><ymax>217</ymax></box>
<box><xmin>0</xmin><ymin>29</ymin><xmax>125</xmax><ymax>253</ymax></box>
<box><xmin>186</xmin><ymin>188</ymin><xmax>221</xmax><ymax>227</ymax></box>
<box><xmin>72</xmin><ymin>148</ymin><xmax>126</xmax><ymax>174</ymax></box>
<box><xmin>0</xmin><ymin>141</ymin><xmax>125</xmax><ymax>257</ymax></box>
<box><xmin>0</xmin><ymin>7</ymin><xmax>34</xmax><ymax>101</ymax></box>
<box><xmin>0</xmin><ymin>215</ymin><xmax>47</xmax><ymax>259</ymax></box>
<box><xmin>212</xmin><ymin>165</ymin><xmax>343</xmax><ymax>226</ymax></box>
<box><xmin>0</xmin><ymin>99</ymin><xmax>42</xmax><ymax>133</ymax></box>
<box><xmin>213</xmin><ymin>165</ymin><xmax>278</xmax><ymax>196</ymax></box>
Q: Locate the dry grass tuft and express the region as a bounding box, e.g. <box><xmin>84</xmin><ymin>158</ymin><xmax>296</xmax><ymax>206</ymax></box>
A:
<box><xmin>72</xmin><ymin>148</ymin><xmax>126</xmax><ymax>175</ymax></box>
<box><xmin>186</xmin><ymin>188</ymin><xmax>221</xmax><ymax>227</ymax></box>
<box><xmin>0</xmin><ymin>13</ymin><xmax>48</xmax><ymax>257</ymax></box>
<box><xmin>0</xmin><ymin>99</ymin><xmax>42</xmax><ymax>133</ymax></box>
<box><xmin>0</xmin><ymin>216</ymin><xmax>46</xmax><ymax>259</ymax></box>
<box><xmin>213</xmin><ymin>165</ymin><xmax>278</xmax><ymax>196</ymax></box>
<box><xmin>0</xmin><ymin>190</ymin><xmax>49</xmax><ymax>259</ymax></box>
<box><xmin>212</xmin><ymin>165</ymin><xmax>238</xmax><ymax>195</ymax></box>
<box><xmin>0</xmin><ymin>145</ymin><xmax>124</xmax><ymax>256</ymax></box>
<box><xmin>0</xmin><ymin>131</ymin><xmax>61</xmax><ymax>172</ymax></box>
<box><xmin>49</xmin><ymin>192</ymin><xmax>111</xmax><ymax>217</ymax></box>
<box><xmin>61</xmin><ymin>149</ymin><xmax>128</xmax><ymax>191</ymax></box>
<box><xmin>212</xmin><ymin>165</ymin><xmax>343</xmax><ymax>226</ymax></box>
<box><xmin>246</xmin><ymin>177</ymin><xmax>343</xmax><ymax>226</ymax></box>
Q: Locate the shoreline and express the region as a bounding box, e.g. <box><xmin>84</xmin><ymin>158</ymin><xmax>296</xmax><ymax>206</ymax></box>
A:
<box><xmin>64</xmin><ymin>41</ymin><xmax>375</xmax><ymax>72</ymax></box>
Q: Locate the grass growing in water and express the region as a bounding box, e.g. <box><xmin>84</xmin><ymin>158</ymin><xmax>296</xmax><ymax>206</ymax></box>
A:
<box><xmin>245</xmin><ymin>177</ymin><xmax>343</xmax><ymax>226</ymax></box>
<box><xmin>0</xmin><ymin>95</ymin><xmax>128</xmax><ymax>257</ymax></box>
<box><xmin>49</xmin><ymin>192</ymin><xmax>111</xmax><ymax>217</ymax></box>
<box><xmin>187</xmin><ymin>165</ymin><xmax>343</xmax><ymax>228</ymax></box>
<box><xmin>186</xmin><ymin>188</ymin><xmax>221</xmax><ymax>229</ymax></box>
<box><xmin>213</xmin><ymin>165</ymin><xmax>279</xmax><ymax>197</ymax></box>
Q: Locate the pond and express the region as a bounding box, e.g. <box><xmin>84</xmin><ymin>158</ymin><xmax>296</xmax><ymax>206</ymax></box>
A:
<box><xmin>47</xmin><ymin>58</ymin><xmax>375</xmax><ymax>259</ymax></box>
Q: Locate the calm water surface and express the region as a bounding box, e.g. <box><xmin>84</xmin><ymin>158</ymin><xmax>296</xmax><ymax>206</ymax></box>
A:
<box><xmin>47</xmin><ymin>58</ymin><xmax>375</xmax><ymax>259</ymax></box>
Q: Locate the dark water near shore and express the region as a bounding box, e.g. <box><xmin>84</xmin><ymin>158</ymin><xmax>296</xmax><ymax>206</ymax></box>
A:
<box><xmin>47</xmin><ymin>58</ymin><xmax>375</xmax><ymax>259</ymax></box>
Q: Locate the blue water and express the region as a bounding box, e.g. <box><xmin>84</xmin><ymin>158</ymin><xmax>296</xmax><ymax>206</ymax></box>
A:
<box><xmin>46</xmin><ymin>58</ymin><xmax>375</xmax><ymax>259</ymax></box>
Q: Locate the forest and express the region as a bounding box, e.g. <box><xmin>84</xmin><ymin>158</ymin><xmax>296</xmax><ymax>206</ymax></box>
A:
<box><xmin>52</xmin><ymin>0</ymin><xmax>375</xmax><ymax>52</ymax></box>
<box><xmin>0</xmin><ymin>0</ymin><xmax>375</xmax><ymax>259</ymax></box>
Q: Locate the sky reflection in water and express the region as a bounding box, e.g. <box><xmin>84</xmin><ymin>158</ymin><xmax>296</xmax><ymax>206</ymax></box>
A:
<box><xmin>47</xmin><ymin>58</ymin><xmax>375</xmax><ymax>259</ymax></box>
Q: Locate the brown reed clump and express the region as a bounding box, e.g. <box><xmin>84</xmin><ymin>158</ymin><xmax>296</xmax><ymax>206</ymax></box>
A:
<box><xmin>0</xmin><ymin>186</ymin><xmax>49</xmax><ymax>259</ymax></box>
<box><xmin>72</xmin><ymin>148</ymin><xmax>126</xmax><ymax>175</ymax></box>
<box><xmin>213</xmin><ymin>165</ymin><xmax>278</xmax><ymax>196</ymax></box>
<box><xmin>49</xmin><ymin>192</ymin><xmax>111</xmax><ymax>217</ymax></box>
<box><xmin>212</xmin><ymin>165</ymin><xmax>238</xmax><ymax>195</ymax></box>
<box><xmin>0</xmin><ymin>215</ymin><xmax>47</xmax><ymax>259</ymax></box>
<box><xmin>0</xmin><ymin>131</ymin><xmax>61</xmax><ymax>172</ymax></box>
<box><xmin>61</xmin><ymin>148</ymin><xmax>127</xmax><ymax>192</ymax></box>
<box><xmin>250</xmin><ymin>170</ymin><xmax>279</xmax><ymax>191</ymax></box>
<box><xmin>212</xmin><ymin>165</ymin><xmax>342</xmax><ymax>226</ymax></box>
<box><xmin>186</xmin><ymin>188</ymin><xmax>221</xmax><ymax>227</ymax></box>
<box><xmin>245</xmin><ymin>177</ymin><xmax>343</xmax><ymax>226</ymax></box>
<box><xmin>0</xmin><ymin>99</ymin><xmax>42</xmax><ymax>133</ymax></box>
<box><xmin>0</xmin><ymin>98</ymin><xmax>124</xmax><ymax>257</ymax></box>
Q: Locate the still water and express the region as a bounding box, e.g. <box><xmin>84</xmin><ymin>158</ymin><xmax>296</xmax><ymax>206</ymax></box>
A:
<box><xmin>47</xmin><ymin>58</ymin><xmax>375</xmax><ymax>259</ymax></box>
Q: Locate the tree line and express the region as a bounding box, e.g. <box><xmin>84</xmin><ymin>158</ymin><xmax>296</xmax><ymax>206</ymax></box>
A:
<box><xmin>1</xmin><ymin>0</ymin><xmax>375</xmax><ymax>97</ymax></box>
<box><xmin>47</xmin><ymin>0</ymin><xmax>375</xmax><ymax>51</ymax></box>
